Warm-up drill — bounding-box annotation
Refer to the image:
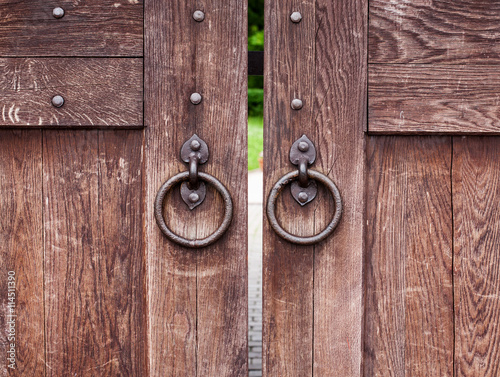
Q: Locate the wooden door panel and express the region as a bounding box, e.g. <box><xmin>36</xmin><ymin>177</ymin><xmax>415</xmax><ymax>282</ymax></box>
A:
<box><xmin>364</xmin><ymin>136</ymin><xmax>454</xmax><ymax>376</ymax></box>
<box><xmin>263</xmin><ymin>0</ymin><xmax>366</xmax><ymax>376</ymax></box>
<box><xmin>453</xmin><ymin>137</ymin><xmax>500</xmax><ymax>376</ymax></box>
<box><xmin>0</xmin><ymin>59</ymin><xmax>143</xmax><ymax>128</ymax></box>
<box><xmin>43</xmin><ymin>131</ymin><xmax>146</xmax><ymax>376</ymax></box>
<box><xmin>0</xmin><ymin>131</ymin><xmax>44</xmax><ymax>376</ymax></box>
<box><xmin>0</xmin><ymin>0</ymin><xmax>143</xmax><ymax>57</ymax></box>
<box><xmin>145</xmin><ymin>0</ymin><xmax>248</xmax><ymax>376</ymax></box>
<box><xmin>370</xmin><ymin>0</ymin><xmax>500</xmax><ymax>64</ymax></box>
<box><xmin>369</xmin><ymin>65</ymin><xmax>500</xmax><ymax>134</ymax></box>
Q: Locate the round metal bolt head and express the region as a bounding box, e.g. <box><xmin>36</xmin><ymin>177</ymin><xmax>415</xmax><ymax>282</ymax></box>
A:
<box><xmin>189</xmin><ymin>193</ymin><xmax>200</xmax><ymax>203</ymax></box>
<box><xmin>291</xmin><ymin>98</ymin><xmax>303</xmax><ymax>110</ymax></box>
<box><xmin>290</xmin><ymin>12</ymin><xmax>302</xmax><ymax>23</ymax></box>
<box><xmin>298</xmin><ymin>192</ymin><xmax>309</xmax><ymax>203</ymax></box>
<box><xmin>53</xmin><ymin>7</ymin><xmax>65</xmax><ymax>19</ymax></box>
<box><xmin>298</xmin><ymin>141</ymin><xmax>309</xmax><ymax>152</ymax></box>
<box><xmin>190</xmin><ymin>140</ymin><xmax>201</xmax><ymax>151</ymax></box>
<box><xmin>193</xmin><ymin>10</ymin><xmax>205</xmax><ymax>22</ymax></box>
<box><xmin>51</xmin><ymin>95</ymin><xmax>65</xmax><ymax>108</ymax></box>
<box><xmin>190</xmin><ymin>92</ymin><xmax>202</xmax><ymax>105</ymax></box>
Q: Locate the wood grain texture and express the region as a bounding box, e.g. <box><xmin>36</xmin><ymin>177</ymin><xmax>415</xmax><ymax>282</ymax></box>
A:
<box><xmin>264</xmin><ymin>0</ymin><xmax>366</xmax><ymax>375</ymax></box>
<box><xmin>0</xmin><ymin>58</ymin><xmax>143</xmax><ymax>128</ymax></box>
<box><xmin>312</xmin><ymin>0</ymin><xmax>366</xmax><ymax>375</ymax></box>
<box><xmin>369</xmin><ymin>65</ymin><xmax>500</xmax><ymax>134</ymax></box>
<box><xmin>0</xmin><ymin>0</ymin><xmax>143</xmax><ymax>57</ymax></box>
<box><xmin>453</xmin><ymin>137</ymin><xmax>500</xmax><ymax>377</ymax></box>
<box><xmin>43</xmin><ymin>131</ymin><xmax>147</xmax><ymax>376</ymax></box>
<box><xmin>264</xmin><ymin>0</ymin><xmax>315</xmax><ymax>374</ymax></box>
<box><xmin>0</xmin><ymin>131</ymin><xmax>44</xmax><ymax>376</ymax></box>
<box><xmin>369</xmin><ymin>0</ymin><xmax>500</xmax><ymax>64</ymax></box>
<box><xmin>145</xmin><ymin>0</ymin><xmax>248</xmax><ymax>375</ymax></box>
<box><xmin>364</xmin><ymin>137</ymin><xmax>454</xmax><ymax>377</ymax></box>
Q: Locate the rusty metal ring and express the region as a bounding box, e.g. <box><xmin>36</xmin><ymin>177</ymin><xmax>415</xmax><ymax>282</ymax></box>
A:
<box><xmin>267</xmin><ymin>169</ymin><xmax>342</xmax><ymax>245</ymax></box>
<box><xmin>155</xmin><ymin>171</ymin><xmax>233</xmax><ymax>248</ymax></box>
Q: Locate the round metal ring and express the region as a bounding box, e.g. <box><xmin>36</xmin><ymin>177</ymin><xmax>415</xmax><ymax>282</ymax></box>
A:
<box><xmin>155</xmin><ymin>171</ymin><xmax>233</xmax><ymax>248</ymax></box>
<box><xmin>267</xmin><ymin>169</ymin><xmax>342</xmax><ymax>245</ymax></box>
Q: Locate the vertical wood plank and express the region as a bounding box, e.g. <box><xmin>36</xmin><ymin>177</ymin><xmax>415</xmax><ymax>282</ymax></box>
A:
<box><xmin>453</xmin><ymin>137</ymin><xmax>500</xmax><ymax>377</ymax></box>
<box><xmin>195</xmin><ymin>1</ymin><xmax>248</xmax><ymax>376</ymax></box>
<box><xmin>364</xmin><ymin>137</ymin><xmax>454</xmax><ymax>377</ymax></box>
<box><xmin>145</xmin><ymin>1</ymin><xmax>197</xmax><ymax>374</ymax></box>
<box><xmin>44</xmin><ymin>131</ymin><xmax>146</xmax><ymax>375</ymax></box>
<box><xmin>263</xmin><ymin>0</ymin><xmax>316</xmax><ymax>374</ymax></box>
<box><xmin>145</xmin><ymin>0</ymin><xmax>248</xmax><ymax>375</ymax></box>
<box><xmin>312</xmin><ymin>0</ymin><xmax>367</xmax><ymax>375</ymax></box>
<box><xmin>0</xmin><ymin>131</ymin><xmax>44</xmax><ymax>376</ymax></box>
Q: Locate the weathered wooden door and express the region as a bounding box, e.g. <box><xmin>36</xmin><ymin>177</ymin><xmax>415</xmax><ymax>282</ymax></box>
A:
<box><xmin>263</xmin><ymin>1</ymin><xmax>500</xmax><ymax>377</ymax></box>
<box><xmin>2</xmin><ymin>0</ymin><xmax>500</xmax><ymax>376</ymax></box>
<box><xmin>0</xmin><ymin>1</ymin><xmax>247</xmax><ymax>376</ymax></box>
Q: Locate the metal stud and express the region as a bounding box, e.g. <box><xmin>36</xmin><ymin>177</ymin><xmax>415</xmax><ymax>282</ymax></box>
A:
<box><xmin>190</xmin><ymin>93</ymin><xmax>202</xmax><ymax>105</ymax></box>
<box><xmin>52</xmin><ymin>7</ymin><xmax>65</xmax><ymax>19</ymax></box>
<box><xmin>298</xmin><ymin>192</ymin><xmax>309</xmax><ymax>203</ymax></box>
<box><xmin>298</xmin><ymin>141</ymin><xmax>309</xmax><ymax>152</ymax></box>
<box><xmin>51</xmin><ymin>95</ymin><xmax>64</xmax><ymax>108</ymax></box>
<box><xmin>193</xmin><ymin>10</ymin><xmax>205</xmax><ymax>22</ymax></box>
<box><xmin>291</xmin><ymin>98</ymin><xmax>303</xmax><ymax>110</ymax></box>
<box><xmin>290</xmin><ymin>12</ymin><xmax>302</xmax><ymax>23</ymax></box>
<box><xmin>188</xmin><ymin>193</ymin><xmax>200</xmax><ymax>203</ymax></box>
<box><xmin>190</xmin><ymin>139</ymin><xmax>201</xmax><ymax>151</ymax></box>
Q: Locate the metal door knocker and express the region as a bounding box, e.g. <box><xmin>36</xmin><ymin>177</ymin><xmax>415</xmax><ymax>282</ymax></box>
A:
<box><xmin>267</xmin><ymin>135</ymin><xmax>342</xmax><ymax>245</ymax></box>
<box><xmin>155</xmin><ymin>135</ymin><xmax>233</xmax><ymax>248</ymax></box>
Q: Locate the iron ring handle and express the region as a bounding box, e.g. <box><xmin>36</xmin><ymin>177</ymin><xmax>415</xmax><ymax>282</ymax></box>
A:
<box><xmin>267</xmin><ymin>169</ymin><xmax>342</xmax><ymax>245</ymax></box>
<box><xmin>155</xmin><ymin>171</ymin><xmax>233</xmax><ymax>248</ymax></box>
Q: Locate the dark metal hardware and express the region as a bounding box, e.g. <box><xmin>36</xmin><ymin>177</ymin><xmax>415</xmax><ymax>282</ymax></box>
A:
<box><xmin>266</xmin><ymin>135</ymin><xmax>342</xmax><ymax>245</ymax></box>
<box><xmin>51</xmin><ymin>95</ymin><xmax>64</xmax><ymax>108</ymax></box>
<box><xmin>289</xmin><ymin>135</ymin><xmax>316</xmax><ymax>205</ymax></box>
<box><xmin>248</xmin><ymin>51</ymin><xmax>264</xmax><ymax>76</ymax></box>
<box><xmin>154</xmin><ymin>135</ymin><xmax>233</xmax><ymax>248</ymax></box>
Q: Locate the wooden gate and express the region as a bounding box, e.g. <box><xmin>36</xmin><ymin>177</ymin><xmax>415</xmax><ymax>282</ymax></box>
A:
<box><xmin>1</xmin><ymin>1</ymin><xmax>500</xmax><ymax>376</ymax></box>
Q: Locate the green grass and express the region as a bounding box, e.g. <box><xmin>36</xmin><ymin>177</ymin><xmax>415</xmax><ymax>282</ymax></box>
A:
<box><xmin>248</xmin><ymin>116</ymin><xmax>263</xmax><ymax>170</ymax></box>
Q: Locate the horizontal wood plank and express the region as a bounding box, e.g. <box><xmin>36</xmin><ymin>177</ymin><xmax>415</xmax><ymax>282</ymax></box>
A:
<box><xmin>369</xmin><ymin>65</ymin><xmax>500</xmax><ymax>134</ymax></box>
<box><xmin>453</xmin><ymin>137</ymin><xmax>500</xmax><ymax>377</ymax></box>
<box><xmin>370</xmin><ymin>0</ymin><xmax>500</xmax><ymax>64</ymax></box>
<box><xmin>0</xmin><ymin>0</ymin><xmax>142</xmax><ymax>57</ymax></box>
<box><xmin>0</xmin><ymin>58</ymin><xmax>143</xmax><ymax>128</ymax></box>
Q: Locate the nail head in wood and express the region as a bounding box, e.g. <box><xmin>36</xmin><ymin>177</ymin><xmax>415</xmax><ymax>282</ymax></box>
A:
<box><xmin>188</xmin><ymin>193</ymin><xmax>200</xmax><ymax>203</ymax></box>
<box><xmin>190</xmin><ymin>93</ymin><xmax>202</xmax><ymax>105</ymax></box>
<box><xmin>291</xmin><ymin>98</ymin><xmax>303</xmax><ymax>110</ymax></box>
<box><xmin>290</xmin><ymin>12</ymin><xmax>302</xmax><ymax>23</ymax></box>
<box><xmin>193</xmin><ymin>10</ymin><xmax>205</xmax><ymax>22</ymax></box>
<box><xmin>51</xmin><ymin>95</ymin><xmax>64</xmax><ymax>108</ymax></box>
<box><xmin>298</xmin><ymin>192</ymin><xmax>308</xmax><ymax>203</ymax></box>
<box><xmin>298</xmin><ymin>141</ymin><xmax>309</xmax><ymax>152</ymax></box>
<box><xmin>190</xmin><ymin>140</ymin><xmax>201</xmax><ymax>151</ymax></box>
<box><xmin>52</xmin><ymin>7</ymin><xmax>65</xmax><ymax>19</ymax></box>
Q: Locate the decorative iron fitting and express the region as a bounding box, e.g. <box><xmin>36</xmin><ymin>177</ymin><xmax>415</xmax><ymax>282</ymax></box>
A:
<box><xmin>180</xmin><ymin>134</ymin><xmax>209</xmax><ymax>209</ymax></box>
<box><xmin>289</xmin><ymin>135</ymin><xmax>317</xmax><ymax>206</ymax></box>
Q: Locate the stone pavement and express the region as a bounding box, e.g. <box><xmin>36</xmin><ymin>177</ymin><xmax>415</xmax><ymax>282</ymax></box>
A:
<box><xmin>248</xmin><ymin>170</ymin><xmax>263</xmax><ymax>376</ymax></box>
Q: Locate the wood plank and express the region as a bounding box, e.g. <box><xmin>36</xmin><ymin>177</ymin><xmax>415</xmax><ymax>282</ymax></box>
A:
<box><xmin>453</xmin><ymin>137</ymin><xmax>500</xmax><ymax>377</ymax></box>
<box><xmin>43</xmin><ymin>130</ymin><xmax>146</xmax><ymax>375</ymax></box>
<box><xmin>263</xmin><ymin>0</ymin><xmax>316</xmax><ymax>374</ymax></box>
<box><xmin>0</xmin><ymin>131</ymin><xmax>44</xmax><ymax>376</ymax></box>
<box><xmin>312</xmin><ymin>0</ymin><xmax>367</xmax><ymax>375</ymax></box>
<box><xmin>145</xmin><ymin>1</ymin><xmax>248</xmax><ymax>375</ymax></box>
<box><xmin>0</xmin><ymin>0</ymin><xmax>142</xmax><ymax>57</ymax></box>
<box><xmin>369</xmin><ymin>0</ymin><xmax>500</xmax><ymax>64</ymax></box>
<box><xmin>0</xmin><ymin>58</ymin><xmax>143</xmax><ymax>128</ymax></box>
<box><xmin>369</xmin><ymin>65</ymin><xmax>500</xmax><ymax>134</ymax></box>
<box><xmin>364</xmin><ymin>137</ymin><xmax>454</xmax><ymax>377</ymax></box>
<box><xmin>195</xmin><ymin>1</ymin><xmax>248</xmax><ymax>376</ymax></box>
